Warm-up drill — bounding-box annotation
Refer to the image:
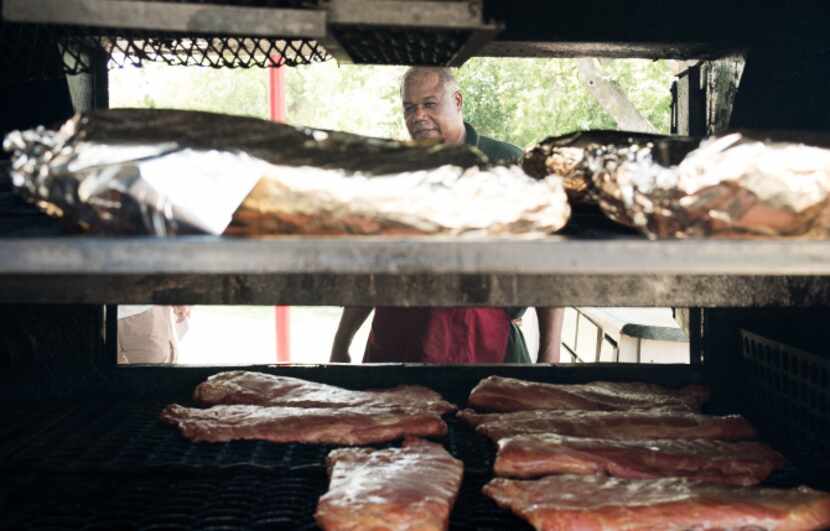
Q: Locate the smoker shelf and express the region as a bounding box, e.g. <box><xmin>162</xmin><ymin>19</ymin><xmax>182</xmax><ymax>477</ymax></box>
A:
<box><xmin>2</xmin><ymin>237</ymin><xmax>830</xmax><ymax>306</ymax></box>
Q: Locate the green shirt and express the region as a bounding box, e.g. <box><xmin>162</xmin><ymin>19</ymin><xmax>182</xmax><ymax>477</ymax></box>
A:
<box><xmin>463</xmin><ymin>122</ymin><xmax>531</xmax><ymax>363</ymax></box>
<box><xmin>463</xmin><ymin>122</ymin><xmax>523</xmax><ymax>163</ymax></box>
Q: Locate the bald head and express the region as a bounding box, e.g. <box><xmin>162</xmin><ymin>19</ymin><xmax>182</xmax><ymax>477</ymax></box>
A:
<box><xmin>401</xmin><ymin>67</ymin><xmax>465</xmax><ymax>144</ymax></box>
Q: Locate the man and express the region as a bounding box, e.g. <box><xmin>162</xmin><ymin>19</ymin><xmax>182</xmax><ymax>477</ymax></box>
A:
<box><xmin>330</xmin><ymin>67</ymin><xmax>564</xmax><ymax>364</ymax></box>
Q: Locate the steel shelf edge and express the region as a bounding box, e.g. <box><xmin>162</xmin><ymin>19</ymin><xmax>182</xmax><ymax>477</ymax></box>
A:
<box><xmin>2</xmin><ymin>236</ymin><xmax>830</xmax><ymax>276</ymax></box>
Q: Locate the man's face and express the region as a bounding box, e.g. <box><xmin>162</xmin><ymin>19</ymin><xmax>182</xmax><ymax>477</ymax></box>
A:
<box><xmin>402</xmin><ymin>72</ymin><xmax>464</xmax><ymax>144</ymax></box>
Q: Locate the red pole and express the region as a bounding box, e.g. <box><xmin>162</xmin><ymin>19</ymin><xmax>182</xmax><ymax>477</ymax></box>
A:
<box><xmin>269</xmin><ymin>59</ymin><xmax>286</xmax><ymax>122</ymax></box>
<box><xmin>269</xmin><ymin>57</ymin><xmax>290</xmax><ymax>363</ymax></box>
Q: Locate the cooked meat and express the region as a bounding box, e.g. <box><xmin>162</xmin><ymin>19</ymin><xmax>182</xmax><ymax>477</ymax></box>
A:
<box><xmin>493</xmin><ymin>434</ymin><xmax>786</xmax><ymax>485</ymax></box>
<box><xmin>457</xmin><ymin>408</ymin><xmax>756</xmax><ymax>441</ymax></box>
<box><xmin>467</xmin><ymin>376</ymin><xmax>708</xmax><ymax>412</ymax></box>
<box><xmin>521</xmin><ymin>130</ymin><xmax>699</xmax><ymax>205</ymax></box>
<box><xmin>160</xmin><ymin>403</ymin><xmax>447</xmax><ymax>445</ymax></box>
<box><xmin>315</xmin><ymin>438</ymin><xmax>463</xmax><ymax>531</ymax></box>
<box><xmin>193</xmin><ymin>371</ymin><xmax>456</xmax><ymax>415</ymax></box>
<box><xmin>484</xmin><ymin>475</ymin><xmax>830</xmax><ymax>531</ymax></box>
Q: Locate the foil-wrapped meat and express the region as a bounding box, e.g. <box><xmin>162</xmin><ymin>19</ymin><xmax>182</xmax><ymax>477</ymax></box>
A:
<box><xmin>228</xmin><ymin>163</ymin><xmax>569</xmax><ymax>236</ymax></box>
<box><xmin>4</xmin><ymin>109</ymin><xmax>570</xmax><ymax>237</ymax></box>
<box><xmin>593</xmin><ymin>133</ymin><xmax>830</xmax><ymax>238</ymax></box>
<box><xmin>522</xmin><ymin>130</ymin><xmax>699</xmax><ymax>204</ymax></box>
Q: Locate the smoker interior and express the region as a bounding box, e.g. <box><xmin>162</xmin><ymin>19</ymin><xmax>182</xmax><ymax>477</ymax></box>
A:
<box><xmin>0</xmin><ymin>355</ymin><xmax>828</xmax><ymax>530</ymax></box>
<box><xmin>4</xmin><ymin>2</ymin><xmax>830</xmax><ymax>529</ymax></box>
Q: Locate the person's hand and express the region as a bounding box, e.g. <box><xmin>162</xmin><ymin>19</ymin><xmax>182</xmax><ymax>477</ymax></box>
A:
<box><xmin>172</xmin><ymin>305</ymin><xmax>191</xmax><ymax>323</ymax></box>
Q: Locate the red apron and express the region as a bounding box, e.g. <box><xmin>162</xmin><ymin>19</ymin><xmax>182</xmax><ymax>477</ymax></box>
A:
<box><xmin>363</xmin><ymin>307</ymin><xmax>510</xmax><ymax>363</ymax></box>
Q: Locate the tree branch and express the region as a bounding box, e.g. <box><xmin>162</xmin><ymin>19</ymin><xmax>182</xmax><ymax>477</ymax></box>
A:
<box><xmin>576</xmin><ymin>58</ymin><xmax>657</xmax><ymax>133</ymax></box>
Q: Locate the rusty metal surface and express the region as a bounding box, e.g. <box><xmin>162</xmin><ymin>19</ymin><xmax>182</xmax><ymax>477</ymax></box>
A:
<box><xmin>2</xmin><ymin>270</ymin><xmax>830</xmax><ymax>307</ymax></box>
<box><xmin>3</xmin><ymin>0</ymin><xmax>327</xmax><ymax>38</ymax></box>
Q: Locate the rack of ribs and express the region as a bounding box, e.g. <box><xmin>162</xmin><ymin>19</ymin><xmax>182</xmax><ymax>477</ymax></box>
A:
<box><xmin>457</xmin><ymin>408</ymin><xmax>756</xmax><ymax>441</ymax></box>
<box><xmin>484</xmin><ymin>475</ymin><xmax>830</xmax><ymax>531</ymax></box>
<box><xmin>315</xmin><ymin>438</ymin><xmax>463</xmax><ymax>531</ymax></box>
<box><xmin>194</xmin><ymin>371</ymin><xmax>456</xmax><ymax>414</ymax></box>
<box><xmin>160</xmin><ymin>403</ymin><xmax>448</xmax><ymax>445</ymax></box>
<box><xmin>493</xmin><ymin>434</ymin><xmax>786</xmax><ymax>485</ymax></box>
<box><xmin>468</xmin><ymin>376</ymin><xmax>709</xmax><ymax>413</ymax></box>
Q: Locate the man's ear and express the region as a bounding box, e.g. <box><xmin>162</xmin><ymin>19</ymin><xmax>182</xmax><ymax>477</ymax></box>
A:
<box><xmin>454</xmin><ymin>90</ymin><xmax>463</xmax><ymax>112</ymax></box>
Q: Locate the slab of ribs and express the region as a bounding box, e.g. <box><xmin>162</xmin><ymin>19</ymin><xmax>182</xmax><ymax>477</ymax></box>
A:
<box><xmin>315</xmin><ymin>438</ymin><xmax>463</xmax><ymax>531</ymax></box>
<box><xmin>194</xmin><ymin>370</ymin><xmax>456</xmax><ymax>414</ymax></box>
<box><xmin>162</xmin><ymin>371</ymin><xmax>454</xmax><ymax>445</ymax></box>
<box><xmin>484</xmin><ymin>475</ymin><xmax>830</xmax><ymax>531</ymax></box>
<box><xmin>467</xmin><ymin>376</ymin><xmax>709</xmax><ymax>413</ymax></box>
<box><xmin>492</xmin><ymin>433</ymin><xmax>786</xmax><ymax>485</ymax></box>
<box><xmin>458</xmin><ymin>408</ymin><xmax>756</xmax><ymax>441</ymax></box>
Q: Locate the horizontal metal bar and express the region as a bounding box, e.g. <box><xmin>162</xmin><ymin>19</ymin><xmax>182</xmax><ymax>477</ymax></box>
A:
<box><xmin>2</xmin><ymin>0</ymin><xmax>327</xmax><ymax>38</ymax></box>
<box><xmin>477</xmin><ymin>40</ymin><xmax>738</xmax><ymax>60</ymax></box>
<box><xmin>3</xmin><ymin>237</ymin><xmax>830</xmax><ymax>275</ymax></box>
<box><xmin>3</xmin><ymin>273</ymin><xmax>830</xmax><ymax>306</ymax></box>
<box><xmin>327</xmin><ymin>0</ymin><xmax>492</xmax><ymax>30</ymax></box>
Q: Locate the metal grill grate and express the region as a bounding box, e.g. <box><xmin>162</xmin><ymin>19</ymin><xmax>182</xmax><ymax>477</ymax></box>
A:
<box><xmin>2</xmin><ymin>398</ymin><xmax>825</xmax><ymax>530</ymax></box>
<box><xmin>0</xmin><ymin>401</ymin><xmax>527</xmax><ymax>530</ymax></box>
<box><xmin>1</xmin><ymin>23</ymin><xmax>330</xmax><ymax>84</ymax></box>
<box><xmin>77</xmin><ymin>32</ymin><xmax>329</xmax><ymax>70</ymax></box>
<box><xmin>1</xmin><ymin>0</ymin><xmax>331</xmax><ymax>83</ymax></box>
<box><xmin>1</xmin><ymin>469</ymin><xmax>528</xmax><ymax>531</ymax></box>
<box><xmin>0</xmin><ymin>401</ymin><xmax>495</xmax><ymax>473</ymax></box>
<box><xmin>741</xmin><ymin>330</ymin><xmax>830</xmax><ymax>461</ymax></box>
<box><xmin>2</xmin><ymin>469</ymin><xmax>327</xmax><ymax>531</ymax></box>
<box><xmin>330</xmin><ymin>26</ymin><xmax>469</xmax><ymax>65</ymax></box>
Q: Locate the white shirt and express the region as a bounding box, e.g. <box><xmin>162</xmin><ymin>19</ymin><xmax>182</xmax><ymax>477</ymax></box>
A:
<box><xmin>117</xmin><ymin>305</ymin><xmax>153</xmax><ymax>320</ymax></box>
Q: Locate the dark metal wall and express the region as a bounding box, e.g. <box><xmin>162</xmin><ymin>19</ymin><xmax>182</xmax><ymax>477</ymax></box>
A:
<box><xmin>731</xmin><ymin>44</ymin><xmax>830</xmax><ymax>132</ymax></box>
<box><xmin>0</xmin><ymin>39</ymin><xmax>108</xmax><ymax>377</ymax></box>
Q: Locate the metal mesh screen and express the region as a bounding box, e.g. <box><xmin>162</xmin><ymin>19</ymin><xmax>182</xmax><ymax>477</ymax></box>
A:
<box><xmin>1</xmin><ymin>0</ymin><xmax>331</xmax><ymax>84</ymax></box>
<box><xmin>331</xmin><ymin>26</ymin><xmax>469</xmax><ymax>65</ymax></box>
<box><xmin>70</xmin><ymin>31</ymin><xmax>330</xmax><ymax>71</ymax></box>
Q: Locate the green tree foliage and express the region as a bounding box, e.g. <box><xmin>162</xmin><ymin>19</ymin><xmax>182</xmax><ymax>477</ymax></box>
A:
<box><xmin>109</xmin><ymin>58</ymin><xmax>674</xmax><ymax>148</ymax></box>
<box><xmin>455</xmin><ymin>58</ymin><xmax>674</xmax><ymax>149</ymax></box>
<box><xmin>110</xmin><ymin>62</ymin><xmax>269</xmax><ymax>119</ymax></box>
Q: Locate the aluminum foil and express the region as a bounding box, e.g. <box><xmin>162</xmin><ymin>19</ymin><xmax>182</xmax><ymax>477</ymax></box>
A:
<box><xmin>592</xmin><ymin>133</ymin><xmax>830</xmax><ymax>239</ymax></box>
<box><xmin>229</xmin><ymin>164</ymin><xmax>569</xmax><ymax>236</ymax></box>
<box><xmin>522</xmin><ymin>130</ymin><xmax>699</xmax><ymax>204</ymax></box>
<box><xmin>4</xmin><ymin>109</ymin><xmax>570</xmax><ymax>236</ymax></box>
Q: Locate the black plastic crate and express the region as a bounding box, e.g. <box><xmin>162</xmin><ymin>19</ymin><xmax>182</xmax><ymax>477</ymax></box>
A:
<box><xmin>740</xmin><ymin>329</ymin><xmax>830</xmax><ymax>463</ymax></box>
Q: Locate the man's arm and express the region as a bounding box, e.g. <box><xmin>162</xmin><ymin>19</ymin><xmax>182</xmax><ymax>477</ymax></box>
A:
<box><xmin>536</xmin><ymin>307</ymin><xmax>565</xmax><ymax>363</ymax></box>
<box><xmin>330</xmin><ymin>307</ymin><xmax>373</xmax><ymax>363</ymax></box>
